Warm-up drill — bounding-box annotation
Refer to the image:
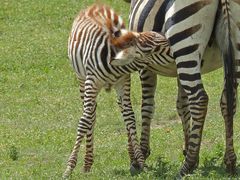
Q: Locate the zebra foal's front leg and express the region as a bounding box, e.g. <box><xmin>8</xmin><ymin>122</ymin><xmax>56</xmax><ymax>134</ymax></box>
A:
<box><xmin>63</xmin><ymin>79</ymin><xmax>98</xmax><ymax>178</ymax></box>
<box><xmin>115</xmin><ymin>75</ymin><xmax>145</xmax><ymax>175</ymax></box>
<box><xmin>139</xmin><ymin>70</ymin><xmax>157</xmax><ymax>160</ymax></box>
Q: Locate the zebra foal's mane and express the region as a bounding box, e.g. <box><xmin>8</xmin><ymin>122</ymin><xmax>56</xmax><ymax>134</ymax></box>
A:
<box><xmin>111</xmin><ymin>31</ymin><xmax>137</xmax><ymax>49</ymax></box>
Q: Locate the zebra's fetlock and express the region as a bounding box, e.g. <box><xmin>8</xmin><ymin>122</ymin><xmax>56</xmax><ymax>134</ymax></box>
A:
<box><xmin>141</xmin><ymin>148</ymin><xmax>151</xmax><ymax>160</ymax></box>
<box><xmin>62</xmin><ymin>166</ymin><xmax>73</xmax><ymax>179</ymax></box>
<box><xmin>224</xmin><ymin>152</ymin><xmax>237</xmax><ymax>175</ymax></box>
<box><xmin>129</xmin><ymin>162</ymin><xmax>144</xmax><ymax>176</ymax></box>
<box><xmin>82</xmin><ymin>166</ymin><xmax>91</xmax><ymax>173</ymax></box>
<box><xmin>179</xmin><ymin>156</ymin><xmax>199</xmax><ymax>177</ymax></box>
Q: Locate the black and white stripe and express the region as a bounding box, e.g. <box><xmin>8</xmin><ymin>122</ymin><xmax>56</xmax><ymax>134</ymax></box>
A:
<box><xmin>63</xmin><ymin>4</ymin><xmax>172</xmax><ymax>178</ymax></box>
<box><xmin>122</xmin><ymin>0</ymin><xmax>240</xmax><ymax>177</ymax></box>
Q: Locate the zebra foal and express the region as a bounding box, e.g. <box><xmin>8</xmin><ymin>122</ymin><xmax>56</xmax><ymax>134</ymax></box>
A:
<box><xmin>117</xmin><ymin>0</ymin><xmax>240</xmax><ymax>177</ymax></box>
<box><xmin>63</xmin><ymin>4</ymin><xmax>172</xmax><ymax>178</ymax></box>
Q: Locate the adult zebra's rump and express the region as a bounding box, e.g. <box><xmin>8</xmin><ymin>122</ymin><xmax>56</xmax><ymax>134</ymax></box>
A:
<box><xmin>118</xmin><ymin>0</ymin><xmax>240</xmax><ymax>177</ymax></box>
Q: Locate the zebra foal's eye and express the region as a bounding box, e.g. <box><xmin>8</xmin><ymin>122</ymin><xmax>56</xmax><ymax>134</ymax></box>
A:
<box><xmin>114</xmin><ymin>30</ymin><xmax>121</xmax><ymax>37</ymax></box>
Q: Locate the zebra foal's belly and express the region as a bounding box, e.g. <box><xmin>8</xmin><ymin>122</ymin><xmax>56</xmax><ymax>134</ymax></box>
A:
<box><xmin>147</xmin><ymin>42</ymin><xmax>222</xmax><ymax>77</ymax></box>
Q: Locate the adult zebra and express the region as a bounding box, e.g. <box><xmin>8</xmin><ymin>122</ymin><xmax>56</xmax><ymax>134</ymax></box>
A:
<box><xmin>63</xmin><ymin>4</ymin><xmax>173</xmax><ymax>178</ymax></box>
<box><xmin>118</xmin><ymin>0</ymin><xmax>240</xmax><ymax>177</ymax></box>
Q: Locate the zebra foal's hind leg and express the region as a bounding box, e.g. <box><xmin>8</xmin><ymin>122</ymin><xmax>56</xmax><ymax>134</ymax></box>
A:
<box><xmin>115</xmin><ymin>75</ymin><xmax>145</xmax><ymax>175</ymax></box>
<box><xmin>139</xmin><ymin>70</ymin><xmax>157</xmax><ymax>160</ymax></box>
<box><xmin>63</xmin><ymin>78</ymin><xmax>99</xmax><ymax>178</ymax></box>
<box><xmin>79</xmin><ymin>78</ymin><xmax>85</xmax><ymax>102</ymax></box>
<box><xmin>78</xmin><ymin>78</ymin><xmax>97</xmax><ymax>172</ymax></box>
<box><xmin>220</xmin><ymin>84</ymin><xmax>238</xmax><ymax>175</ymax></box>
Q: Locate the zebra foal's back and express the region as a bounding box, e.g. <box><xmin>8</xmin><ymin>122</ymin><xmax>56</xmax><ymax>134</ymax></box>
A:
<box><xmin>68</xmin><ymin>4</ymin><xmax>125</xmax><ymax>79</ymax></box>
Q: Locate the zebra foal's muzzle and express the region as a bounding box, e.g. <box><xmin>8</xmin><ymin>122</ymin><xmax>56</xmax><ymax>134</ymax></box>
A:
<box><xmin>110</xmin><ymin>47</ymin><xmax>139</xmax><ymax>66</ymax></box>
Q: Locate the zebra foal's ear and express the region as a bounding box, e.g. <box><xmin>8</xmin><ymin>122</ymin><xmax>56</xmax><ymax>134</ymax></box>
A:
<box><xmin>111</xmin><ymin>31</ymin><xmax>138</xmax><ymax>49</ymax></box>
<box><xmin>152</xmin><ymin>32</ymin><xmax>171</xmax><ymax>52</ymax></box>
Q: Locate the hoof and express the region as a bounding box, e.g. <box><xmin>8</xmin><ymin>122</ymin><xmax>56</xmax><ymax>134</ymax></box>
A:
<box><xmin>130</xmin><ymin>163</ymin><xmax>143</xmax><ymax>176</ymax></box>
<box><xmin>82</xmin><ymin>166</ymin><xmax>91</xmax><ymax>173</ymax></box>
<box><xmin>142</xmin><ymin>149</ymin><xmax>151</xmax><ymax>160</ymax></box>
<box><xmin>62</xmin><ymin>166</ymin><xmax>72</xmax><ymax>179</ymax></box>
<box><xmin>178</xmin><ymin>161</ymin><xmax>198</xmax><ymax>178</ymax></box>
<box><xmin>226</xmin><ymin>163</ymin><xmax>237</xmax><ymax>176</ymax></box>
<box><xmin>175</xmin><ymin>173</ymin><xmax>183</xmax><ymax>180</ymax></box>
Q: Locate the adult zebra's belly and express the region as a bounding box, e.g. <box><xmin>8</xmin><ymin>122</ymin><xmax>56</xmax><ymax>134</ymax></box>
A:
<box><xmin>147</xmin><ymin>42</ymin><xmax>223</xmax><ymax>77</ymax></box>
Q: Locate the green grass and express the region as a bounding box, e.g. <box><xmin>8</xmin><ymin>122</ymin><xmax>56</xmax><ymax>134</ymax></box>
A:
<box><xmin>0</xmin><ymin>0</ymin><xmax>240</xmax><ymax>179</ymax></box>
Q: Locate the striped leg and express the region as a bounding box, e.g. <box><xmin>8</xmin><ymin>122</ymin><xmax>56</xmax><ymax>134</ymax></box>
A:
<box><xmin>139</xmin><ymin>69</ymin><xmax>157</xmax><ymax>159</ymax></box>
<box><xmin>116</xmin><ymin>89</ymin><xmax>135</xmax><ymax>163</ymax></box>
<box><xmin>164</xmin><ymin>2</ymin><xmax>218</xmax><ymax>177</ymax></box>
<box><xmin>79</xmin><ymin>78</ymin><xmax>85</xmax><ymax>101</ymax></box>
<box><xmin>115</xmin><ymin>75</ymin><xmax>145</xmax><ymax>174</ymax></box>
<box><xmin>176</xmin><ymin>80</ymin><xmax>191</xmax><ymax>157</ymax></box>
<box><xmin>220</xmin><ymin>84</ymin><xmax>238</xmax><ymax>175</ymax></box>
<box><xmin>63</xmin><ymin>78</ymin><xmax>98</xmax><ymax>178</ymax></box>
<box><xmin>177</xmin><ymin>68</ymin><xmax>208</xmax><ymax>177</ymax></box>
<box><xmin>78</xmin><ymin>78</ymin><xmax>96</xmax><ymax>171</ymax></box>
<box><xmin>84</xmin><ymin>123</ymin><xmax>96</xmax><ymax>172</ymax></box>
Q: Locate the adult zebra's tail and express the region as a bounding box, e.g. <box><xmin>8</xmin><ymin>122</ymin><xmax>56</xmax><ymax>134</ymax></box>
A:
<box><xmin>216</xmin><ymin>0</ymin><xmax>238</xmax><ymax>121</ymax></box>
<box><xmin>216</xmin><ymin>0</ymin><xmax>240</xmax><ymax>173</ymax></box>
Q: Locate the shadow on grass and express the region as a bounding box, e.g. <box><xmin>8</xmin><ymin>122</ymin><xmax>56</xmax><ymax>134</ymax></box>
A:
<box><xmin>149</xmin><ymin>156</ymin><xmax>240</xmax><ymax>178</ymax></box>
<box><xmin>197</xmin><ymin>148</ymin><xmax>240</xmax><ymax>178</ymax></box>
<box><xmin>113</xmin><ymin>168</ymin><xmax>129</xmax><ymax>176</ymax></box>
<box><xmin>112</xmin><ymin>157</ymin><xmax>177</xmax><ymax>178</ymax></box>
<box><xmin>112</xmin><ymin>156</ymin><xmax>240</xmax><ymax>178</ymax></box>
<box><xmin>198</xmin><ymin>157</ymin><xmax>240</xmax><ymax>178</ymax></box>
<box><xmin>146</xmin><ymin>156</ymin><xmax>178</xmax><ymax>178</ymax></box>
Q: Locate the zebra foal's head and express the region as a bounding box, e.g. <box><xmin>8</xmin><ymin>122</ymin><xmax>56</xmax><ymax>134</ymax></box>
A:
<box><xmin>110</xmin><ymin>31</ymin><xmax>169</xmax><ymax>66</ymax></box>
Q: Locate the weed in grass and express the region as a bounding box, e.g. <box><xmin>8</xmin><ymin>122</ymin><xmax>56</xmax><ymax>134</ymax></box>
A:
<box><xmin>147</xmin><ymin>157</ymin><xmax>177</xmax><ymax>178</ymax></box>
<box><xmin>199</xmin><ymin>144</ymin><xmax>226</xmax><ymax>177</ymax></box>
<box><xmin>9</xmin><ymin>145</ymin><xmax>18</xmax><ymax>161</ymax></box>
<box><xmin>203</xmin><ymin>144</ymin><xmax>224</xmax><ymax>168</ymax></box>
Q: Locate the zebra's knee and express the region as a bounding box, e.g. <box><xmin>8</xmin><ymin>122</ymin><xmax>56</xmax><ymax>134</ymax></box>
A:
<box><xmin>77</xmin><ymin>117</ymin><xmax>93</xmax><ymax>136</ymax></box>
<box><xmin>189</xmin><ymin>90</ymin><xmax>209</xmax><ymax>110</ymax></box>
<box><xmin>141</xmin><ymin>96</ymin><xmax>155</xmax><ymax>120</ymax></box>
<box><xmin>197</xmin><ymin>89</ymin><xmax>208</xmax><ymax>101</ymax></box>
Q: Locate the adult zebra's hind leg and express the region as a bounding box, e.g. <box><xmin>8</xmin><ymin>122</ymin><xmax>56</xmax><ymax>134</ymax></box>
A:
<box><xmin>220</xmin><ymin>84</ymin><xmax>238</xmax><ymax>175</ymax></box>
<box><xmin>139</xmin><ymin>70</ymin><xmax>157</xmax><ymax>160</ymax></box>
<box><xmin>115</xmin><ymin>75</ymin><xmax>145</xmax><ymax>175</ymax></box>
<box><xmin>63</xmin><ymin>78</ymin><xmax>99</xmax><ymax>178</ymax></box>
<box><xmin>176</xmin><ymin>80</ymin><xmax>191</xmax><ymax>157</ymax></box>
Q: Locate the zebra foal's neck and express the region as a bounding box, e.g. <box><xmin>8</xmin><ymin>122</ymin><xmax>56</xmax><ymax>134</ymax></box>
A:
<box><xmin>69</xmin><ymin>3</ymin><xmax>173</xmax><ymax>86</ymax></box>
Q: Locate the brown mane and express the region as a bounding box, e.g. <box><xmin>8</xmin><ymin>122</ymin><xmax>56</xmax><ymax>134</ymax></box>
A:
<box><xmin>111</xmin><ymin>32</ymin><xmax>137</xmax><ymax>49</ymax></box>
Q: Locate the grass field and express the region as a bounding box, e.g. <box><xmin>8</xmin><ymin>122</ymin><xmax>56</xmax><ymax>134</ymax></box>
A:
<box><xmin>1</xmin><ymin>0</ymin><xmax>240</xmax><ymax>179</ymax></box>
